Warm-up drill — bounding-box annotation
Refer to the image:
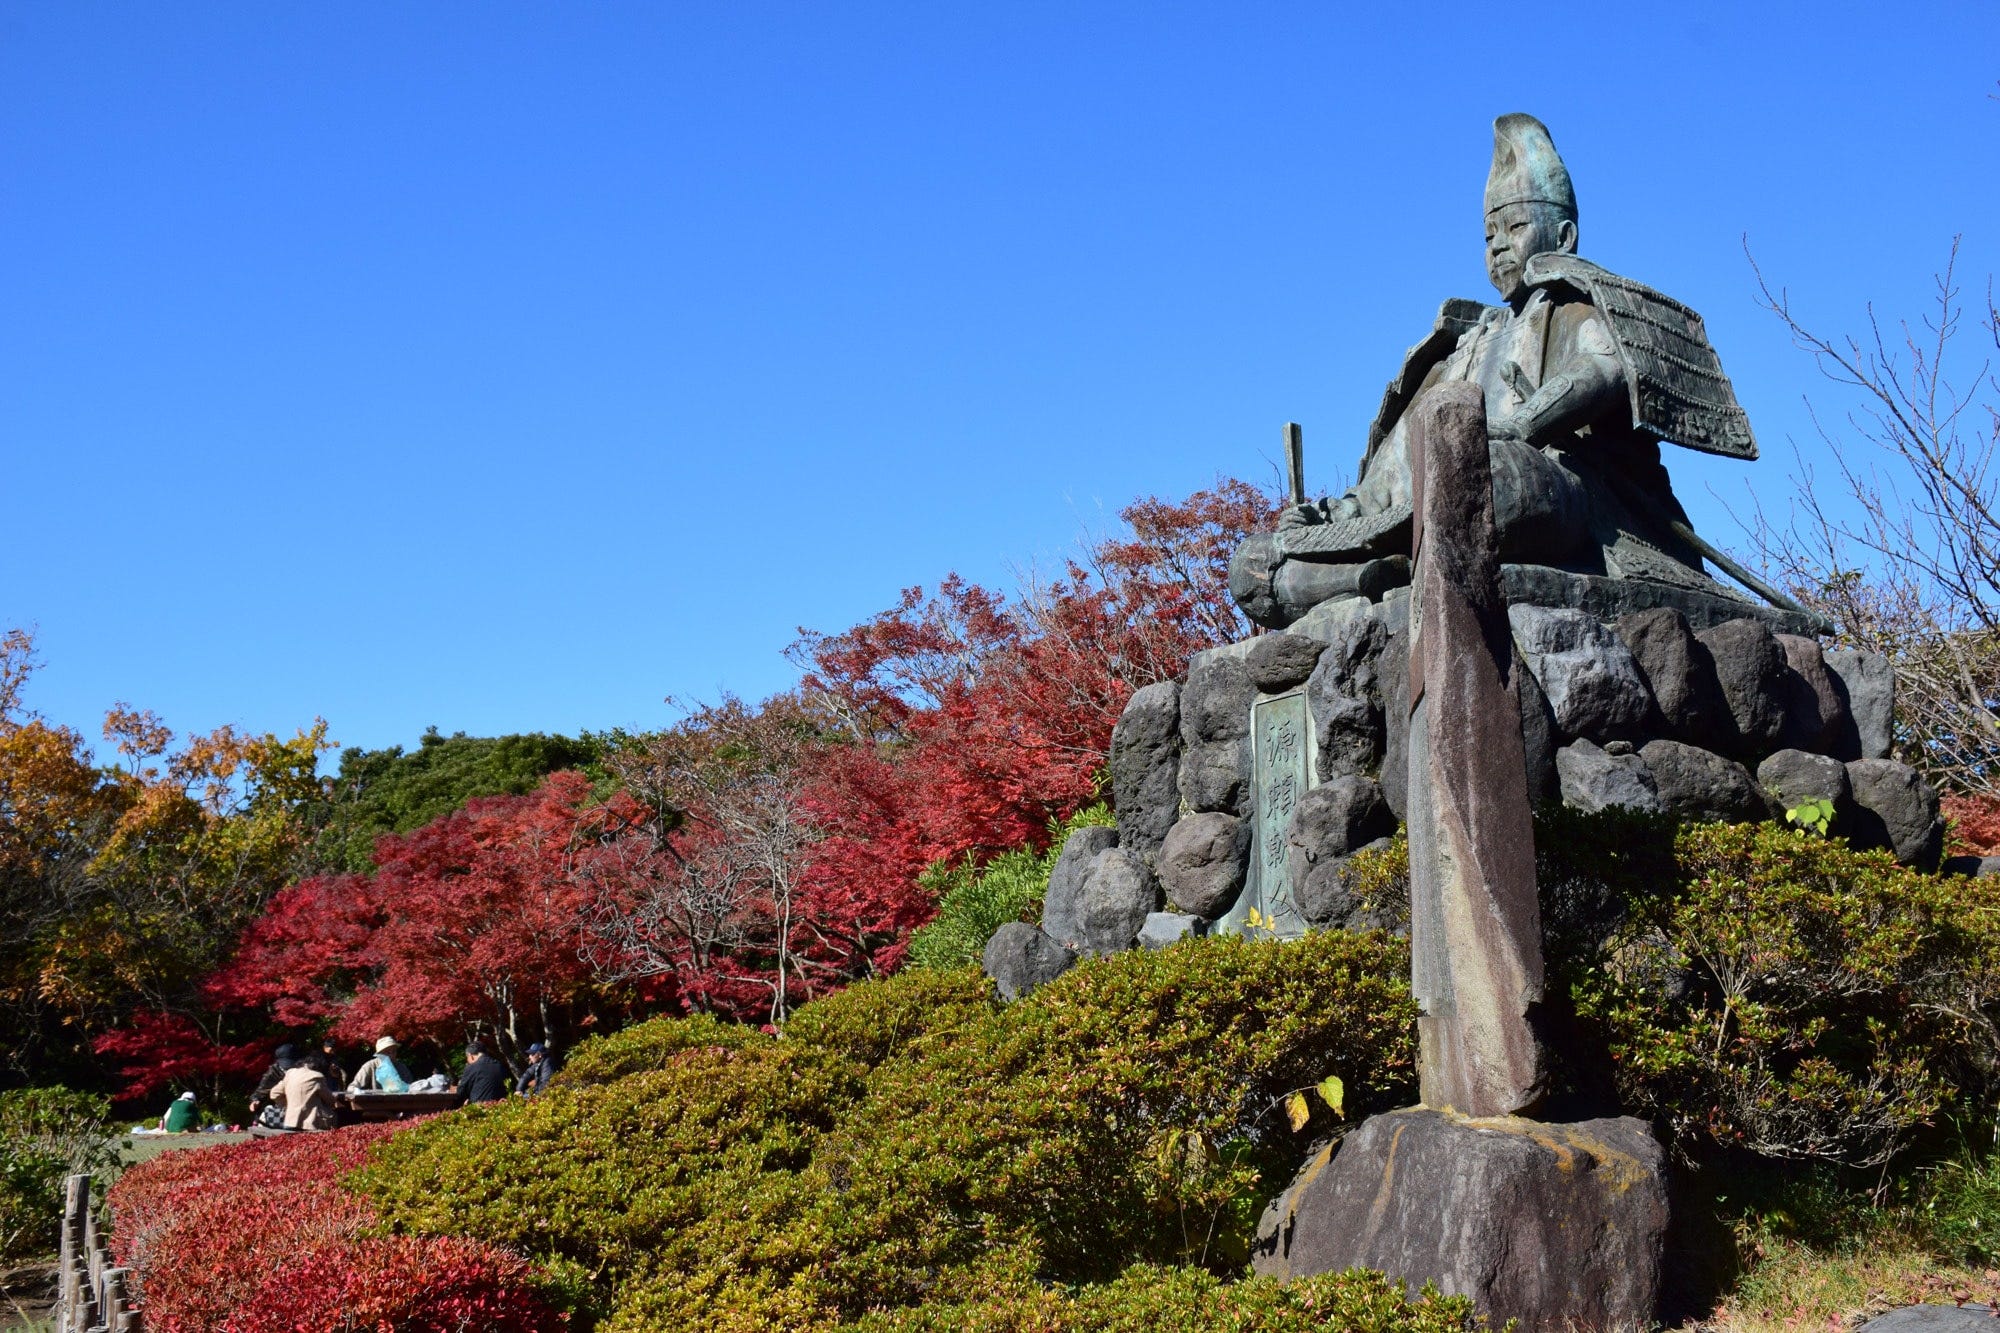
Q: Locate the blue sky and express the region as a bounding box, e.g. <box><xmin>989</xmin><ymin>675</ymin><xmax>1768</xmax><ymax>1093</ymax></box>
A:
<box><xmin>3</xmin><ymin>3</ymin><xmax>1996</xmax><ymax>759</ymax></box>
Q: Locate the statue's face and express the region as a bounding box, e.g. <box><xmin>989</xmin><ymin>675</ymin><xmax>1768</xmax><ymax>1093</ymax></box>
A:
<box><xmin>1484</xmin><ymin>201</ymin><xmax>1576</xmax><ymax>303</ymax></box>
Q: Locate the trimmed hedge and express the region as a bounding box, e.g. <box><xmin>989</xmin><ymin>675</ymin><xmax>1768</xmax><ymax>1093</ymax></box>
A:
<box><xmin>358</xmin><ymin>929</ymin><xmax>1419</xmax><ymax>1331</ymax></box>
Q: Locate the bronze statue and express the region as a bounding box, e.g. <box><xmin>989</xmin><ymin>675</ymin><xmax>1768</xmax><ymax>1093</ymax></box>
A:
<box><xmin>1230</xmin><ymin>114</ymin><xmax>1762</xmax><ymax>630</ymax></box>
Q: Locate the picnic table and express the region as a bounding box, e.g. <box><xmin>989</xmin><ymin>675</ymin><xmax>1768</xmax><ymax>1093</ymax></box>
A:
<box><xmin>343</xmin><ymin>1090</ymin><xmax>461</xmax><ymax>1120</ymax></box>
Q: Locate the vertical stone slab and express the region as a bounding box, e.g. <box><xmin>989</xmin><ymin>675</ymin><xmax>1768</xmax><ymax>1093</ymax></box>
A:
<box><xmin>1406</xmin><ymin>382</ymin><xmax>1546</xmax><ymax>1118</ymax></box>
<box><xmin>1219</xmin><ymin>690</ymin><xmax>1315</xmax><ymax>937</ymax></box>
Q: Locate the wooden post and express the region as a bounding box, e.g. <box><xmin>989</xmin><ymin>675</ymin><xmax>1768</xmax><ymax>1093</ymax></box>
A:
<box><xmin>1283</xmin><ymin>422</ymin><xmax>1306</xmax><ymax>508</ymax></box>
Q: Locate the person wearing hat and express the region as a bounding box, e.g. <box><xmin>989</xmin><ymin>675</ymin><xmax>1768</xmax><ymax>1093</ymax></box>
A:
<box><xmin>347</xmin><ymin>1036</ymin><xmax>411</xmax><ymax>1093</ymax></box>
<box><xmin>451</xmin><ymin>1040</ymin><xmax>509</xmax><ymax>1107</ymax></box>
<box><xmin>159</xmin><ymin>1091</ymin><xmax>198</xmax><ymax>1133</ymax></box>
<box><xmin>514</xmin><ymin>1042</ymin><xmax>558</xmax><ymax>1097</ymax></box>
<box><xmin>1229</xmin><ymin>113</ymin><xmax>1761</xmax><ymax>630</ymax></box>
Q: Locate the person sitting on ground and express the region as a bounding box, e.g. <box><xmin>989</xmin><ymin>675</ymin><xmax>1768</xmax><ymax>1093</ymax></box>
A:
<box><xmin>248</xmin><ymin>1043</ymin><xmax>300</xmax><ymax>1115</ymax></box>
<box><xmin>159</xmin><ymin>1090</ymin><xmax>198</xmax><ymax>1133</ymax></box>
<box><xmin>347</xmin><ymin>1036</ymin><xmax>411</xmax><ymax>1093</ymax></box>
<box><xmin>452</xmin><ymin>1040</ymin><xmax>509</xmax><ymax>1106</ymax></box>
<box><xmin>515</xmin><ymin>1042</ymin><xmax>557</xmax><ymax>1097</ymax></box>
<box><xmin>273</xmin><ymin>1058</ymin><xmax>336</xmax><ymax>1131</ymax></box>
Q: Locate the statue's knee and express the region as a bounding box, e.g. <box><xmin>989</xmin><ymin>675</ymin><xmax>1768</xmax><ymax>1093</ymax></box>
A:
<box><xmin>1490</xmin><ymin>441</ymin><xmax>1587</xmax><ymax>563</ymax></box>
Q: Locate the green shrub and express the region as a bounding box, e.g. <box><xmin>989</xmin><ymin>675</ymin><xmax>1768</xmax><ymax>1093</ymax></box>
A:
<box><xmin>1923</xmin><ymin>1153</ymin><xmax>2000</xmax><ymax>1266</ymax></box>
<box><xmin>359</xmin><ymin>930</ymin><xmax>1417</xmax><ymax>1331</ymax></box>
<box><xmin>842</xmin><ymin>1264</ymin><xmax>1481</xmax><ymax>1332</ymax></box>
<box><xmin>554</xmin><ymin>1012</ymin><xmax>764</xmax><ymax>1088</ymax></box>
<box><xmin>0</xmin><ymin>1086</ymin><xmax>117</xmax><ymax>1260</ymax></box>
<box><xmin>1569</xmin><ymin>819</ymin><xmax>2000</xmax><ymax>1169</ymax></box>
<box><xmin>905</xmin><ymin>805</ymin><xmax>1115</xmax><ymax>971</ymax></box>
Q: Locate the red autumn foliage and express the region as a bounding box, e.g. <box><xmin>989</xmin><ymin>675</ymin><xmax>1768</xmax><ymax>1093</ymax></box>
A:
<box><xmin>88</xmin><ymin>1010</ymin><xmax>269</xmax><ymax>1104</ymax></box>
<box><xmin>199</xmin><ymin>772</ymin><xmax>632</xmax><ymax>1072</ymax></box>
<box><xmin>1944</xmin><ymin>792</ymin><xmax>2000</xmax><ymax>856</ymax></box>
<box><xmin>108</xmin><ymin>1120</ymin><xmax>564</xmax><ymax>1333</ymax></box>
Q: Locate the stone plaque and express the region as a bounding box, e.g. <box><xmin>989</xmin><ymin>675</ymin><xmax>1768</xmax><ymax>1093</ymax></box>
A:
<box><xmin>1221</xmin><ymin>689</ymin><xmax>1315</xmax><ymax>937</ymax></box>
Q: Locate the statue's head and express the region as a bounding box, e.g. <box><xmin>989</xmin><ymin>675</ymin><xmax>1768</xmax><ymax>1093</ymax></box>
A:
<box><xmin>1483</xmin><ymin>113</ymin><xmax>1577</xmax><ymax>304</ymax></box>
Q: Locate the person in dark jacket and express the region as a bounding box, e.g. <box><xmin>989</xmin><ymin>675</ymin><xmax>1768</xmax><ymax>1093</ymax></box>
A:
<box><xmin>514</xmin><ymin>1043</ymin><xmax>557</xmax><ymax>1097</ymax></box>
<box><xmin>306</xmin><ymin>1039</ymin><xmax>346</xmax><ymax>1087</ymax></box>
<box><xmin>452</xmin><ymin>1041</ymin><xmax>510</xmax><ymax>1106</ymax></box>
<box><xmin>249</xmin><ymin>1044</ymin><xmax>301</xmax><ymax>1115</ymax></box>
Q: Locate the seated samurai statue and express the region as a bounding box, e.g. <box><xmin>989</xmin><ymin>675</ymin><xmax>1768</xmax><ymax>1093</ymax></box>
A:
<box><xmin>1229</xmin><ymin>113</ymin><xmax>1760</xmax><ymax>631</ymax></box>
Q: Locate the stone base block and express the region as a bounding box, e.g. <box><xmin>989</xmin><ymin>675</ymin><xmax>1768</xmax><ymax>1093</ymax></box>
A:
<box><xmin>1253</xmin><ymin>1107</ymin><xmax>1667</xmax><ymax>1331</ymax></box>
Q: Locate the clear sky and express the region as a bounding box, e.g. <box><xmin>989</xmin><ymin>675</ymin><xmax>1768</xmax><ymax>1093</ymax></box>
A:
<box><xmin>4</xmin><ymin>3</ymin><xmax>1996</xmax><ymax>758</ymax></box>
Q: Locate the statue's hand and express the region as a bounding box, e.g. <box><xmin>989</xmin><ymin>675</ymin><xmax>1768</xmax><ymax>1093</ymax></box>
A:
<box><xmin>1487</xmin><ymin>413</ymin><xmax>1530</xmax><ymax>443</ymax></box>
<box><xmin>1276</xmin><ymin>503</ymin><xmax>1325</xmax><ymax>531</ymax></box>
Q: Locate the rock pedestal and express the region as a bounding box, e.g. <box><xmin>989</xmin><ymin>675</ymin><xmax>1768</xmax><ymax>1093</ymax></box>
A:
<box><xmin>1252</xmin><ymin>1108</ymin><xmax>1669</xmax><ymax>1331</ymax></box>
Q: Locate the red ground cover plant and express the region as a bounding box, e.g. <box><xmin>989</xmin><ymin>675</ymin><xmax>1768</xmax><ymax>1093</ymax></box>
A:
<box><xmin>108</xmin><ymin>1122</ymin><xmax>562</xmax><ymax>1333</ymax></box>
<box><xmin>1944</xmin><ymin>792</ymin><xmax>2000</xmax><ymax>856</ymax></box>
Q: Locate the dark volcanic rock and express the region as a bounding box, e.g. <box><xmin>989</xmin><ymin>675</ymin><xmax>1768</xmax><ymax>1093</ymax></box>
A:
<box><xmin>1846</xmin><ymin>758</ymin><xmax>1944</xmax><ymax>871</ymax></box>
<box><xmin>1640</xmin><ymin>740</ymin><xmax>1764</xmax><ymax>823</ymax></box>
<box><xmin>1776</xmin><ymin>633</ymin><xmax>1850</xmax><ymax>755</ymax></box>
<box><xmin>1944</xmin><ymin>856</ymin><xmax>2000</xmax><ymax>879</ymax></box>
<box><xmin>1109</xmin><ymin>681</ymin><xmax>1181</xmax><ymax>866</ymax></box>
<box><xmin>1516</xmin><ymin>658</ymin><xmax>1558</xmax><ymax>805</ymax></box>
<box><xmin>1615</xmin><ymin>606</ymin><xmax>1729</xmax><ymax>748</ymax></box>
<box><xmin>1156</xmin><ymin>812</ymin><xmax>1250</xmax><ymax>919</ymax></box>
<box><xmin>1826</xmin><ymin>647</ymin><xmax>1895</xmax><ymax>760</ymax></box>
<box><xmin>1179</xmin><ymin>739</ymin><xmax>1250</xmax><ymax>817</ymax></box>
<box><xmin>1860</xmin><ymin>1306</ymin><xmax>2000</xmax><ymax>1332</ymax></box>
<box><xmin>1039</xmin><ymin>825</ymin><xmax>1120</xmax><ymax>953</ymax></box>
<box><xmin>1295</xmin><ymin>834</ymin><xmax>1404</xmax><ymax>930</ymax></box>
<box><xmin>1508</xmin><ymin>604</ymin><xmax>1654</xmax><ymax>742</ymax></box>
<box><xmin>1246</xmin><ymin>632</ymin><xmax>1325</xmax><ymax>692</ymax></box>
<box><xmin>1252</xmin><ymin>1108</ymin><xmax>1668</xmax><ymax>1331</ymax></box>
<box><xmin>1307</xmin><ymin>614</ymin><xmax>1388</xmax><ymax>780</ymax></box>
<box><xmin>1696</xmin><ymin>619</ymin><xmax>1790</xmax><ymax>758</ymax></box>
<box><xmin>1179</xmin><ymin>656</ymin><xmax>1255</xmax><ymax>745</ymax></box>
<box><xmin>1135</xmin><ymin>911</ymin><xmax>1203</xmax><ymax>949</ymax></box>
<box><xmin>1556</xmin><ymin>738</ymin><xmax>1662</xmax><ymax>814</ymax></box>
<box><xmin>981</xmin><ymin>923</ymin><xmax>1076</xmax><ymax>1002</ymax></box>
<box><xmin>1078</xmin><ymin>847</ymin><xmax>1159</xmax><ymax>954</ymax></box>
<box><xmin>1756</xmin><ymin>748</ymin><xmax>1851</xmax><ymax>815</ymax></box>
<box><xmin>1287</xmin><ymin>776</ymin><xmax>1394</xmax><ymax>923</ymax></box>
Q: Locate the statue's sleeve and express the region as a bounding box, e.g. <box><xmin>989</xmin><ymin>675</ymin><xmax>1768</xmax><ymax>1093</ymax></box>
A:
<box><xmin>1498</xmin><ymin>305</ymin><xmax>1625</xmax><ymax>445</ymax></box>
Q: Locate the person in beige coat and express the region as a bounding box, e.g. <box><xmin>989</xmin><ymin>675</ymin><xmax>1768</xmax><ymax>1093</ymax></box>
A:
<box><xmin>273</xmin><ymin>1060</ymin><xmax>337</xmax><ymax>1131</ymax></box>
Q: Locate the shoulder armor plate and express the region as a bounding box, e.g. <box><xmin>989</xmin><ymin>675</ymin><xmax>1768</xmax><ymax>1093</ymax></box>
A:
<box><xmin>1525</xmin><ymin>253</ymin><xmax>1757</xmax><ymax>460</ymax></box>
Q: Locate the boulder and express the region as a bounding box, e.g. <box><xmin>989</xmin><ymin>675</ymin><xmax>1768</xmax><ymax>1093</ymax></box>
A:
<box><xmin>1775</xmin><ymin>633</ymin><xmax>1851</xmax><ymax>754</ymax></box>
<box><xmin>981</xmin><ymin>923</ymin><xmax>1076</xmax><ymax>1002</ymax></box>
<box><xmin>1846</xmin><ymin>758</ymin><xmax>1944</xmax><ymax>871</ymax></box>
<box><xmin>1039</xmin><ymin>825</ymin><xmax>1120</xmax><ymax>953</ymax></box>
<box><xmin>1943</xmin><ymin>856</ymin><xmax>2000</xmax><ymax>879</ymax></box>
<box><xmin>1696</xmin><ymin>619</ymin><xmax>1789</xmax><ymax>758</ymax></box>
<box><xmin>1307</xmin><ymin>613</ymin><xmax>1388</xmax><ymax>780</ymax></box>
<box><xmin>1556</xmin><ymin>738</ymin><xmax>1662</xmax><ymax>814</ymax></box>
<box><xmin>1639</xmin><ymin>740</ymin><xmax>1764</xmax><ymax>823</ymax></box>
<box><xmin>1245</xmin><ymin>632</ymin><xmax>1325</xmax><ymax>692</ymax></box>
<box><xmin>1516</xmin><ymin>659</ymin><xmax>1558</xmax><ymax>805</ymax></box>
<box><xmin>1294</xmin><ymin>834</ymin><xmax>1404</xmax><ymax>930</ymax></box>
<box><xmin>1860</xmin><ymin>1307</ymin><xmax>1999</xmax><ymax>1332</ymax></box>
<box><xmin>1287</xmin><ymin>777</ymin><xmax>1394</xmax><ymax>923</ymax></box>
<box><xmin>1380</xmin><ymin>629</ymin><xmax>1411</xmax><ymax>820</ymax></box>
<box><xmin>1615</xmin><ymin>607</ymin><xmax>1729</xmax><ymax>748</ymax></box>
<box><xmin>1756</xmin><ymin>749</ymin><xmax>1850</xmax><ymax>816</ymax></box>
<box><xmin>1078</xmin><ymin>847</ymin><xmax>1159</xmax><ymax>954</ymax></box>
<box><xmin>1252</xmin><ymin>1108</ymin><xmax>1668</xmax><ymax>1330</ymax></box>
<box><xmin>1136</xmin><ymin>911</ymin><xmax>1204</xmax><ymax>949</ymax></box>
<box><xmin>1507</xmin><ymin>604</ymin><xmax>1653</xmax><ymax>742</ymax></box>
<box><xmin>1826</xmin><ymin>647</ymin><xmax>1895</xmax><ymax>760</ymax></box>
<box><xmin>1178</xmin><ymin>739</ymin><xmax>1250</xmax><ymax>816</ymax></box>
<box><xmin>1156</xmin><ymin>812</ymin><xmax>1250</xmax><ymax>919</ymax></box>
<box><xmin>1179</xmin><ymin>656</ymin><xmax>1255</xmax><ymax>745</ymax></box>
<box><xmin>1108</xmin><ymin>681</ymin><xmax>1182</xmax><ymax>866</ymax></box>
